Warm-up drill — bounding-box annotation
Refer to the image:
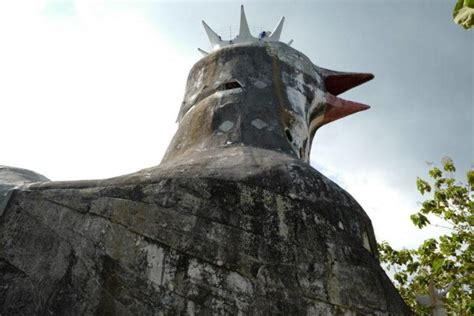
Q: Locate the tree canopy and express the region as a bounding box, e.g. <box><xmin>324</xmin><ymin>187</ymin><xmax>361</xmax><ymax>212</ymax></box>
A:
<box><xmin>378</xmin><ymin>158</ymin><xmax>473</xmax><ymax>315</ymax></box>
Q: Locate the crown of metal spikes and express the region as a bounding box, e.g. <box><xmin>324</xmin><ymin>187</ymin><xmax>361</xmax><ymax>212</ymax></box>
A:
<box><xmin>198</xmin><ymin>5</ymin><xmax>293</xmax><ymax>55</ymax></box>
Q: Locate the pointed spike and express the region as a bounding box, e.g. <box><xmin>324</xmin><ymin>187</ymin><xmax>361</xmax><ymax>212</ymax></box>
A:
<box><xmin>239</xmin><ymin>5</ymin><xmax>252</xmax><ymax>39</ymax></box>
<box><xmin>269</xmin><ymin>16</ymin><xmax>285</xmax><ymax>41</ymax></box>
<box><xmin>202</xmin><ymin>20</ymin><xmax>221</xmax><ymax>46</ymax></box>
<box><xmin>197</xmin><ymin>48</ymin><xmax>209</xmax><ymax>56</ymax></box>
<box><xmin>287</xmin><ymin>39</ymin><xmax>294</xmax><ymax>46</ymax></box>
<box><xmin>320</xmin><ymin>67</ymin><xmax>374</xmax><ymax>95</ymax></box>
<box><xmin>322</xmin><ymin>93</ymin><xmax>370</xmax><ymax>125</ymax></box>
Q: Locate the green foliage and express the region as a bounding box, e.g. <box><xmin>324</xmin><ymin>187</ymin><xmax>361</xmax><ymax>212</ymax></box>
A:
<box><xmin>454</xmin><ymin>0</ymin><xmax>474</xmax><ymax>29</ymax></box>
<box><xmin>378</xmin><ymin>158</ymin><xmax>474</xmax><ymax>315</ymax></box>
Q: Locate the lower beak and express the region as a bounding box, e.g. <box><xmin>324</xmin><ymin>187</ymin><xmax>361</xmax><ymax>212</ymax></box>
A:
<box><xmin>322</xmin><ymin>93</ymin><xmax>370</xmax><ymax>125</ymax></box>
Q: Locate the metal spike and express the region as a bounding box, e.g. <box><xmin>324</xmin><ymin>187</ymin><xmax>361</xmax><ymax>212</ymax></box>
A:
<box><xmin>269</xmin><ymin>16</ymin><xmax>285</xmax><ymax>41</ymax></box>
<box><xmin>239</xmin><ymin>5</ymin><xmax>252</xmax><ymax>40</ymax></box>
<box><xmin>319</xmin><ymin>67</ymin><xmax>374</xmax><ymax>95</ymax></box>
<box><xmin>287</xmin><ymin>39</ymin><xmax>294</xmax><ymax>46</ymax></box>
<box><xmin>202</xmin><ymin>20</ymin><xmax>221</xmax><ymax>47</ymax></box>
<box><xmin>198</xmin><ymin>48</ymin><xmax>209</xmax><ymax>56</ymax></box>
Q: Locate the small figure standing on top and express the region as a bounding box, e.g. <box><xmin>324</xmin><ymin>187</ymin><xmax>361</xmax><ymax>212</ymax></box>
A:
<box><xmin>259</xmin><ymin>30</ymin><xmax>272</xmax><ymax>40</ymax></box>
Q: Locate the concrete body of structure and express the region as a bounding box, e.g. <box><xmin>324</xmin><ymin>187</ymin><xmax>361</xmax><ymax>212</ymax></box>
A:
<box><xmin>0</xmin><ymin>6</ymin><xmax>410</xmax><ymax>315</ymax></box>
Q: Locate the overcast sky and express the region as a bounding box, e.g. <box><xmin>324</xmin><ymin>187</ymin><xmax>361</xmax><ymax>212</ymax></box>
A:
<box><xmin>0</xmin><ymin>0</ymin><xmax>472</xmax><ymax>250</ymax></box>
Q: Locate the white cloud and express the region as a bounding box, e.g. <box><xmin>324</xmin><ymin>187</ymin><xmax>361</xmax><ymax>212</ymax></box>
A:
<box><xmin>0</xmin><ymin>1</ymin><xmax>193</xmax><ymax>180</ymax></box>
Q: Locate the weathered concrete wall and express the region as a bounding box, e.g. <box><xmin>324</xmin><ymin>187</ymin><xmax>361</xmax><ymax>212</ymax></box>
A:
<box><xmin>0</xmin><ymin>148</ymin><xmax>409</xmax><ymax>315</ymax></box>
<box><xmin>0</xmin><ymin>40</ymin><xmax>409</xmax><ymax>315</ymax></box>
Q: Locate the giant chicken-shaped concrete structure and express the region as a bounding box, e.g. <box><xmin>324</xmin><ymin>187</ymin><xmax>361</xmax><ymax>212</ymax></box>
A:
<box><xmin>0</xmin><ymin>6</ymin><xmax>409</xmax><ymax>315</ymax></box>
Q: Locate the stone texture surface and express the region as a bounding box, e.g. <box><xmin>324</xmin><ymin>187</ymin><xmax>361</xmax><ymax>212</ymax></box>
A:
<box><xmin>1</xmin><ymin>40</ymin><xmax>410</xmax><ymax>314</ymax></box>
<box><xmin>0</xmin><ymin>148</ymin><xmax>410</xmax><ymax>315</ymax></box>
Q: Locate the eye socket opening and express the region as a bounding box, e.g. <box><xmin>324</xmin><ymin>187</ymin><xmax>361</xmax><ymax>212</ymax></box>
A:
<box><xmin>220</xmin><ymin>80</ymin><xmax>243</xmax><ymax>91</ymax></box>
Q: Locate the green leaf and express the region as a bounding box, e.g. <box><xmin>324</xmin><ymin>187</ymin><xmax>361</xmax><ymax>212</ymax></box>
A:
<box><xmin>417</xmin><ymin>177</ymin><xmax>431</xmax><ymax>194</ymax></box>
<box><xmin>434</xmin><ymin>191</ymin><xmax>447</xmax><ymax>203</ymax></box>
<box><xmin>467</xmin><ymin>169</ymin><xmax>474</xmax><ymax>188</ymax></box>
<box><xmin>432</xmin><ymin>258</ymin><xmax>444</xmax><ymax>273</ymax></box>
<box><xmin>429</xmin><ymin>167</ymin><xmax>443</xmax><ymax>179</ymax></box>
<box><xmin>407</xmin><ymin>261</ymin><xmax>420</xmax><ymax>273</ymax></box>
<box><xmin>421</xmin><ymin>239</ymin><xmax>438</xmax><ymax>252</ymax></box>
<box><xmin>453</xmin><ymin>0</ymin><xmax>474</xmax><ymax>29</ymax></box>
<box><xmin>441</xmin><ymin>157</ymin><xmax>456</xmax><ymax>172</ymax></box>
<box><xmin>410</xmin><ymin>213</ymin><xmax>430</xmax><ymax>228</ymax></box>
